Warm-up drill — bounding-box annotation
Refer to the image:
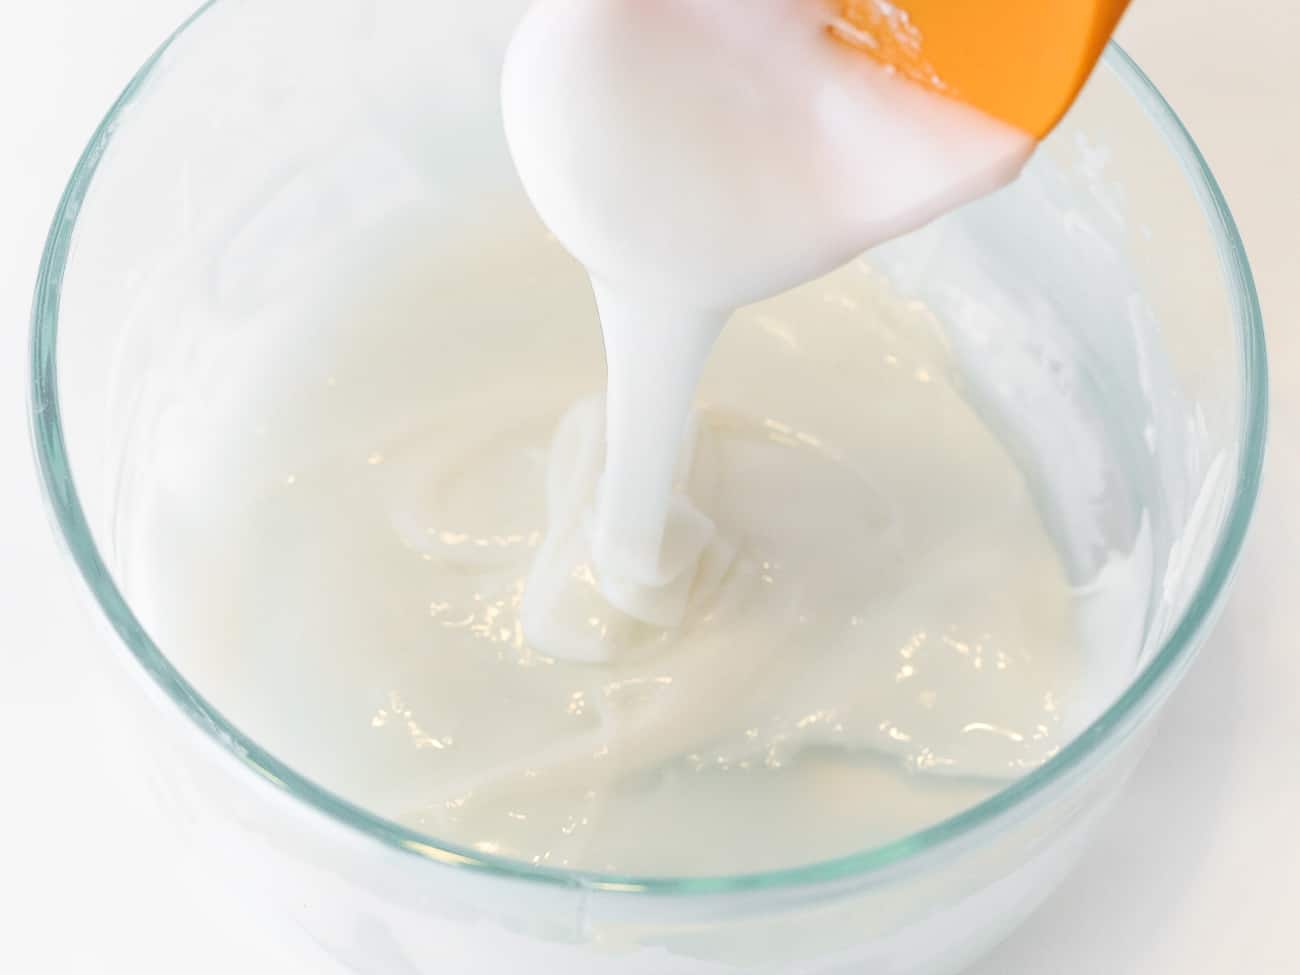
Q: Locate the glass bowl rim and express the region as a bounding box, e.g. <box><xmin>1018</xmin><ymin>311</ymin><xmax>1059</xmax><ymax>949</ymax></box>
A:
<box><xmin>29</xmin><ymin>0</ymin><xmax>1268</xmax><ymax>897</ymax></box>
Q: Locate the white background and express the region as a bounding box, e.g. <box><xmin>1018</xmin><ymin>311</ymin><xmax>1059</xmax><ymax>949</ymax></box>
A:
<box><xmin>2</xmin><ymin>2</ymin><xmax>1297</xmax><ymax>971</ymax></box>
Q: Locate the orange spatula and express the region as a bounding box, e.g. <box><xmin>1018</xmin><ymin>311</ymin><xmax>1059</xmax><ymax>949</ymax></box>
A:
<box><xmin>832</xmin><ymin>0</ymin><xmax>1131</xmax><ymax>138</ymax></box>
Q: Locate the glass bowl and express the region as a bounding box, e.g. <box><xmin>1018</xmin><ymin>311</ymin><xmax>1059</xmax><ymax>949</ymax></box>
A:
<box><xmin>29</xmin><ymin>1</ymin><xmax>1266</xmax><ymax>972</ymax></box>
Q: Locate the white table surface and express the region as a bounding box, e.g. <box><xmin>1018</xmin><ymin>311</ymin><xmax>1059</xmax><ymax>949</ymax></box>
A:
<box><xmin>2</xmin><ymin>2</ymin><xmax>1296</xmax><ymax>972</ymax></box>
